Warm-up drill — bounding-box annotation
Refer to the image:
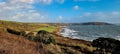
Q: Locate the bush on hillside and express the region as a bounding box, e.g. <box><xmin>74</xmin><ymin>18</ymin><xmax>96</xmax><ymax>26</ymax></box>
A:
<box><xmin>26</xmin><ymin>32</ymin><xmax>35</xmax><ymax>41</ymax></box>
<box><xmin>35</xmin><ymin>30</ymin><xmax>56</xmax><ymax>44</ymax></box>
<box><xmin>7</xmin><ymin>28</ymin><xmax>21</xmax><ymax>35</ymax></box>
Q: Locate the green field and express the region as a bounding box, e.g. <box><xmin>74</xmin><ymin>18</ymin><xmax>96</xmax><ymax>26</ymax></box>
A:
<box><xmin>34</xmin><ymin>26</ymin><xmax>57</xmax><ymax>32</ymax></box>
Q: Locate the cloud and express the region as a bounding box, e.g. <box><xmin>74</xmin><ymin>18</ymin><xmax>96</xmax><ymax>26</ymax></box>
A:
<box><xmin>9</xmin><ymin>0</ymin><xmax>53</xmax><ymax>4</ymax></box>
<box><xmin>74</xmin><ymin>0</ymin><xmax>100</xmax><ymax>2</ymax></box>
<box><xmin>39</xmin><ymin>0</ymin><xmax>52</xmax><ymax>4</ymax></box>
<box><xmin>0</xmin><ymin>1</ymin><xmax>47</xmax><ymax>22</ymax></box>
<box><xmin>56</xmin><ymin>0</ymin><xmax>65</xmax><ymax>4</ymax></box>
<box><xmin>58</xmin><ymin>16</ymin><xmax>63</xmax><ymax>20</ymax></box>
<box><xmin>10</xmin><ymin>0</ymin><xmax>34</xmax><ymax>4</ymax></box>
<box><xmin>9</xmin><ymin>0</ymin><xmax>67</xmax><ymax>5</ymax></box>
<box><xmin>73</xmin><ymin>5</ymin><xmax>79</xmax><ymax>10</ymax></box>
<box><xmin>78</xmin><ymin>12</ymin><xmax>120</xmax><ymax>23</ymax></box>
<box><xmin>0</xmin><ymin>0</ymin><xmax>64</xmax><ymax>22</ymax></box>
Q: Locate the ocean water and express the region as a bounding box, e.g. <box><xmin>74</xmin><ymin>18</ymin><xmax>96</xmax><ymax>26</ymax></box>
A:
<box><xmin>60</xmin><ymin>25</ymin><xmax>120</xmax><ymax>41</ymax></box>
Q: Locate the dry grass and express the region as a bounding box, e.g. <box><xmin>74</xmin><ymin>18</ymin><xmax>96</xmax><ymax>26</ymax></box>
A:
<box><xmin>0</xmin><ymin>32</ymin><xmax>46</xmax><ymax>54</ymax></box>
<box><xmin>0</xmin><ymin>20</ymin><xmax>96</xmax><ymax>54</ymax></box>
<box><xmin>0</xmin><ymin>20</ymin><xmax>52</xmax><ymax>54</ymax></box>
<box><xmin>0</xmin><ymin>20</ymin><xmax>49</xmax><ymax>31</ymax></box>
<box><xmin>53</xmin><ymin>35</ymin><xmax>96</xmax><ymax>53</ymax></box>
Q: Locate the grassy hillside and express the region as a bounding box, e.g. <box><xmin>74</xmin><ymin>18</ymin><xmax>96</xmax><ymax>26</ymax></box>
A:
<box><xmin>0</xmin><ymin>20</ymin><xmax>57</xmax><ymax>32</ymax></box>
<box><xmin>0</xmin><ymin>32</ymin><xmax>46</xmax><ymax>54</ymax></box>
<box><xmin>0</xmin><ymin>20</ymin><xmax>95</xmax><ymax>54</ymax></box>
<box><xmin>35</xmin><ymin>26</ymin><xmax>57</xmax><ymax>32</ymax></box>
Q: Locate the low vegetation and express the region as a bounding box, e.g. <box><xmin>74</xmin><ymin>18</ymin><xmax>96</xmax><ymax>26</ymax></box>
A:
<box><xmin>35</xmin><ymin>26</ymin><xmax>55</xmax><ymax>31</ymax></box>
<box><xmin>92</xmin><ymin>37</ymin><xmax>120</xmax><ymax>54</ymax></box>
<box><xmin>0</xmin><ymin>20</ymin><xmax>119</xmax><ymax>54</ymax></box>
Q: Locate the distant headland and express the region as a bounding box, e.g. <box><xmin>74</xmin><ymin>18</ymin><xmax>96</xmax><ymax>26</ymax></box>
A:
<box><xmin>70</xmin><ymin>22</ymin><xmax>114</xmax><ymax>25</ymax></box>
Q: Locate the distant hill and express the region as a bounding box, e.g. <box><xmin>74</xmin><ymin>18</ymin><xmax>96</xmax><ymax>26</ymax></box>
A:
<box><xmin>70</xmin><ymin>22</ymin><xmax>113</xmax><ymax>25</ymax></box>
<box><xmin>81</xmin><ymin>22</ymin><xmax>113</xmax><ymax>25</ymax></box>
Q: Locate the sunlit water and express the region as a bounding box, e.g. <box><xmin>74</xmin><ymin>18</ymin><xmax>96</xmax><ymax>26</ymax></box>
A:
<box><xmin>60</xmin><ymin>25</ymin><xmax>120</xmax><ymax>41</ymax></box>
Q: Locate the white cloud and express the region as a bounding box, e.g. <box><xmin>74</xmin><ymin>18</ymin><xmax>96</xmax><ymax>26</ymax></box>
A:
<box><xmin>10</xmin><ymin>0</ymin><xmax>34</xmax><ymax>4</ymax></box>
<box><xmin>79</xmin><ymin>12</ymin><xmax>120</xmax><ymax>23</ymax></box>
<box><xmin>73</xmin><ymin>5</ymin><xmax>79</xmax><ymax>10</ymax></box>
<box><xmin>83</xmin><ymin>12</ymin><xmax>92</xmax><ymax>16</ymax></box>
<box><xmin>39</xmin><ymin>0</ymin><xmax>52</xmax><ymax>4</ymax></box>
<box><xmin>112</xmin><ymin>12</ymin><xmax>120</xmax><ymax>15</ymax></box>
<box><xmin>0</xmin><ymin>0</ymin><xmax>65</xmax><ymax>22</ymax></box>
<box><xmin>74</xmin><ymin>0</ymin><xmax>100</xmax><ymax>2</ymax></box>
<box><xmin>0</xmin><ymin>1</ymin><xmax>47</xmax><ymax>22</ymax></box>
<box><xmin>58</xmin><ymin>16</ymin><xmax>63</xmax><ymax>20</ymax></box>
<box><xmin>57</xmin><ymin>0</ymin><xmax>64</xmax><ymax>4</ymax></box>
<box><xmin>9</xmin><ymin>0</ymin><xmax>53</xmax><ymax>4</ymax></box>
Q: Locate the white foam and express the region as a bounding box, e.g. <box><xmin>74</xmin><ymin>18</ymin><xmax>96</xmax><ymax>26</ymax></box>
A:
<box><xmin>60</xmin><ymin>27</ymin><xmax>78</xmax><ymax>37</ymax></box>
<box><xmin>60</xmin><ymin>25</ymin><xmax>120</xmax><ymax>41</ymax></box>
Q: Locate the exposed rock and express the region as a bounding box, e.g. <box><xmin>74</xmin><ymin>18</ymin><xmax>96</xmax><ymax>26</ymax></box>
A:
<box><xmin>92</xmin><ymin>37</ymin><xmax>120</xmax><ymax>54</ymax></box>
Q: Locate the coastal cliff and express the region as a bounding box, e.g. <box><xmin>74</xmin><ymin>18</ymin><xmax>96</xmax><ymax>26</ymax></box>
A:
<box><xmin>0</xmin><ymin>20</ymin><xmax>120</xmax><ymax>54</ymax></box>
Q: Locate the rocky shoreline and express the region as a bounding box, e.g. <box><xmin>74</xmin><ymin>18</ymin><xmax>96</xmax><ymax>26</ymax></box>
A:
<box><xmin>1</xmin><ymin>20</ymin><xmax>120</xmax><ymax>54</ymax></box>
<box><xmin>54</xmin><ymin>26</ymin><xmax>120</xmax><ymax>54</ymax></box>
<box><xmin>6</xmin><ymin>27</ymin><xmax>120</xmax><ymax>54</ymax></box>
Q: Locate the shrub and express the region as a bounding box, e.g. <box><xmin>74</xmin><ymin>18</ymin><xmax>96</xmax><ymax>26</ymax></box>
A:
<box><xmin>20</xmin><ymin>31</ymin><xmax>26</xmax><ymax>36</ymax></box>
<box><xmin>7</xmin><ymin>28</ymin><xmax>21</xmax><ymax>35</ymax></box>
<box><xmin>26</xmin><ymin>32</ymin><xmax>35</xmax><ymax>41</ymax></box>
<box><xmin>35</xmin><ymin>30</ymin><xmax>56</xmax><ymax>44</ymax></box>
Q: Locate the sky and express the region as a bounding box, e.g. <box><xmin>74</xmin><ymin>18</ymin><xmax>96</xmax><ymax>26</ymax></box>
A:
<box><xmin>0</xmin><ymin>0</ymin><xmax>120</xmax><ymax>23</ymax></box>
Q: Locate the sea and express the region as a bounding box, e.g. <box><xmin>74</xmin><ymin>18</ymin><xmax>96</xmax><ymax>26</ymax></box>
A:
<box><xmin>60</xmin><ymin>24</ymin><xmax>120</xmax><ymax>41</ymax></box>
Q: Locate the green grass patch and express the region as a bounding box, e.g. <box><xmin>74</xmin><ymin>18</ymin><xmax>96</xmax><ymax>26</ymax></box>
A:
<box><xmin>34</xmin><ymin>26</ymin><xmax>57</xmax><ymax>32</ymax></box>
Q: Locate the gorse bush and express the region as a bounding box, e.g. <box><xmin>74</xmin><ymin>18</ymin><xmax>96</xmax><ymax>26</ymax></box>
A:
<box><xmin>47</xmin><ymin>35</ymin><xmax>56</xmax><ymax>45</ymax></box>
<box><xmin>26</xmin><ymin>32</ymin><xmax>36</xmax><ymax>41</ymax></box>
<box><xmin>36</xmin><ymin>30</ymin><xmax>56</xmax><ymax>44</ymax></box>
<box><xmin>7</xmin><ymin>28</ymin><xmax>21</xmax><ymax>35</ymax></box>
<box><xmin>7</xmin><ymin>28</ymin><xmax>56</xmax><ymax>45</ymax></box>
<box><xmin>19</xmin><ymin>30</ymin><xmax>56</xmax><ymax>45</ymax></box>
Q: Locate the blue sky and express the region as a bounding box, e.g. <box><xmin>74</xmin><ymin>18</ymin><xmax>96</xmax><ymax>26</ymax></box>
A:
<box><xmin>0</xmin><ymin>0</ymin><xmax>120</xmax><ymax>23</ymax></box>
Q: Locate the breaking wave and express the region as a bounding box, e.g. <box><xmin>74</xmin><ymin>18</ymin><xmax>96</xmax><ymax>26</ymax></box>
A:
<box><xmin>60</xmin><ymin>25</ymin><xmax>120</xmax><ymax>41</ymax></box>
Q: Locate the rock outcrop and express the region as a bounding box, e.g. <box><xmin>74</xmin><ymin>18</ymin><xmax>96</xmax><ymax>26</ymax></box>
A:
<box><xmin>92</xmin><ymin>37</ymin><xmax>120</xmax><ymax>54</ymax></box>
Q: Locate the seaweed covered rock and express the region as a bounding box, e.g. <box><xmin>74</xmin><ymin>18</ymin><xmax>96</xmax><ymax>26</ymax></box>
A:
<box><xmin>35</xmin><ymin>30</ymin><xmax>56</xmax><ymax>44</ymax></box>
<box><xmin>92</xmin><ymin>37</ymin><xmax>120</xmax><ymax>54</ymax></box>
